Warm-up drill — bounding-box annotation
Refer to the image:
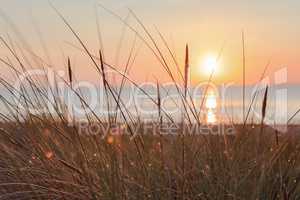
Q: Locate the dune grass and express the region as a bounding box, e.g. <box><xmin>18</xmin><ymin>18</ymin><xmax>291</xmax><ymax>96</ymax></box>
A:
<box><xmin>0</xmin><ymin>6</ymin><xmax>299</xmax><ymax>200</ymax></box>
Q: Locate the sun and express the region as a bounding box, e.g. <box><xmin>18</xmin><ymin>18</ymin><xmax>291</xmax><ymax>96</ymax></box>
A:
<box><xmin>200</xmin><ymin>55</ymin><xmax>219</xmax><ymax>76</ymax></box>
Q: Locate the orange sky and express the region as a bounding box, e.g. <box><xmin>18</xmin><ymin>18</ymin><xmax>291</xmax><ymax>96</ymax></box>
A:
<box><xmin>1</xmin><ymin>0</ymin><xmax>300</xmax><ymax>85</ymax></box>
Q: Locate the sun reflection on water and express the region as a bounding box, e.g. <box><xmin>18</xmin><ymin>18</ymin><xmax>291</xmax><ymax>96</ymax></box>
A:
<box><xmin>207</xmin><ymin>110</ymin><xmax>217</xmax><ymax>124</ymax></box>
<box><xmin>205</xmin><ymin>90</ymin><xmax>218</xmax><ymax>124</ymax></box>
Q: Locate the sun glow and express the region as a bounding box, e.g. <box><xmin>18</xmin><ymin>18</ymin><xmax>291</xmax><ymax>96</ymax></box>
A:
<box><xmin>201</xmin><ymin>55</ymin><xmax>219</xmax><ymax>76</ymax></box>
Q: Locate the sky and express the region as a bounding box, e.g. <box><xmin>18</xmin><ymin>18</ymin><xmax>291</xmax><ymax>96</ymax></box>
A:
<box><xmin>0</xmin><ymin>0</ymin><xmax>300</xmax><ymax>85</ymax></box>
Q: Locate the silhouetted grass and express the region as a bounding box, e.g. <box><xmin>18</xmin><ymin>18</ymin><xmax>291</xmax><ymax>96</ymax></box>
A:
<box><xmin>0</xmin><ymin>6</ymin><xmax>299</xmax><ymax>200</ymax></box>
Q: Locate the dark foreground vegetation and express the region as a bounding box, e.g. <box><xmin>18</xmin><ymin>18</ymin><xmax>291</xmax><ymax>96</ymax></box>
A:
<box><xmin>0</xmin><ymin>5</ymin><xmax>299</xmax><ymax>199</ymax></box>
<box><xmin>0</xmin><ymin>122</ymin><xmax>299</xmax><ymax>199</ymax></box>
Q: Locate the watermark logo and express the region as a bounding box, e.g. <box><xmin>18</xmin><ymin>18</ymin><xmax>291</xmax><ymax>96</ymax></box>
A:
<box><xmin>11</xmin><ymin>66</ymin><xmax>289</xmax><ymax>136</ymax></box>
